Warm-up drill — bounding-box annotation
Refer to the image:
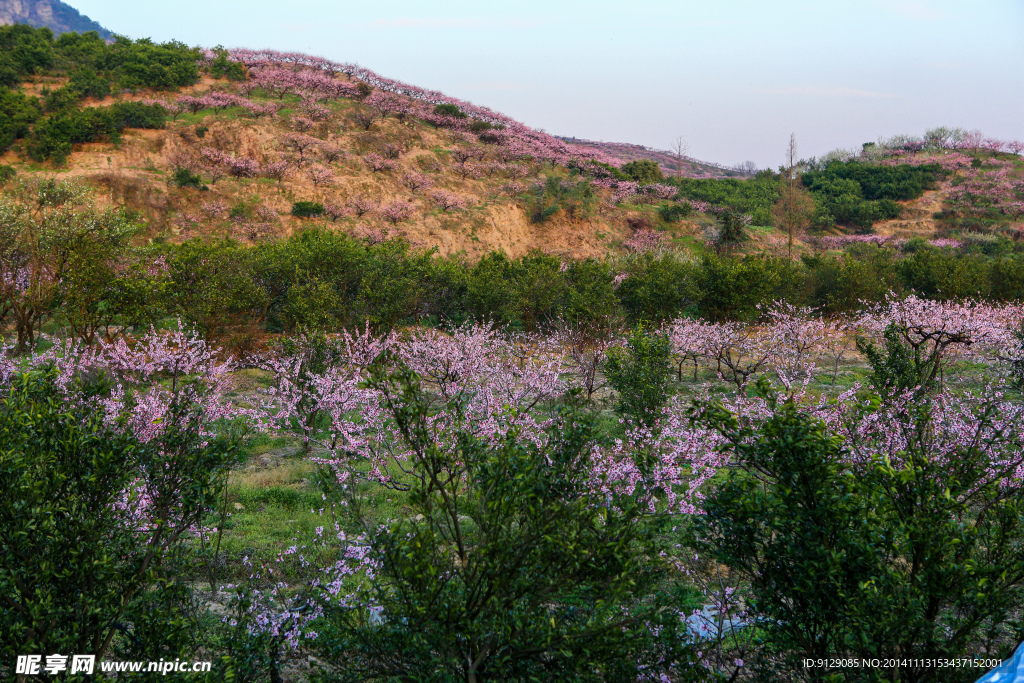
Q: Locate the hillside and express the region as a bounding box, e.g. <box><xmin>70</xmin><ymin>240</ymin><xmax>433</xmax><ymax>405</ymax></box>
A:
<box><xmin>0</xmin><ymin>36</ymin><xmax>720</xmax><ymax>259</ymax></box>
<box><xmin>0</xmin><ymin>26</ymin><xmax>1019</xmax><ymax>269</ymax></box>
<box><xmin>558</xmin><ymin>136</ymin><xmax>752</xmax><ymax>180</ymax></box>
<box><xmin>0</xmin><ymin>0</ymin><xmax>111</xmax><ymax>38</ymax></box>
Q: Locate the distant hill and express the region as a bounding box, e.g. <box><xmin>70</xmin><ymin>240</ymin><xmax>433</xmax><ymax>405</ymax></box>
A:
<box><xmin>557</xmin><ymin>137</ymin><xmax>751</xmax><ymax>180</ymax></box>
<box><xmin>0</xmin><ymin>0</ymin><xmax>112</xmax><ymax>39</ymax></box>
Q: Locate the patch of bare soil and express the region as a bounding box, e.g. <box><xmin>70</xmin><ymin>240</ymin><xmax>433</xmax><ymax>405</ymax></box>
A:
<box><xmin>872</xmin><ymin>183</ymin><xmax>949</xmax><ymax>238</ymax></box>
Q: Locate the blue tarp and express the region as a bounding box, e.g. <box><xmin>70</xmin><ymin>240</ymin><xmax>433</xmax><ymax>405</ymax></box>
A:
<box><xmin>976</xmin><ymin>646</ymin><xmax>1022</xmax><ymax>683</ymax></box>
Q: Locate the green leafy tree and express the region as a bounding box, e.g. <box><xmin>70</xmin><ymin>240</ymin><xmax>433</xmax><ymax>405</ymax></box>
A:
<box><xmin>897</xmin><ymin>245</ymin><xmax>991</xmax><ymax>300</ymax></box>
<box><xmin>67</xmin><ymin>67</ymin><xmax>111</xmax><ymax>100</ymax></box>
<box><xmin>207</xmin><ymin>46</ymin><xmax>247</xmax><ymax>81</ymax></box>
<box><xmin>621</xmin><ymin>159</ymin><xmax>665</xmax><ymax>184</ymax></box>
<box><xmin>0</xmin><ymin>369</ymin><xmax>241</xmax><ymax>679</ymax></box>
<box><xmin>507</xmin><ymin>250</ymin><xmax>569</xmax><ymax>331</ymax></box>
<box><xmin>432</xmin><ymin>103</ymin><xmax>466</xmax><ymax>119</ymax></box>
<box><xmin>691</xmin><ymin>385</ymin><xmax>1024</xmax><ymax>681</ymax></box>
<box><xmin>774</xmin><ymin>134</ymin><xmax>815</xmax><ymax>258</ymax></box>
<box><xmin>526</xmin><ymin>176</ymin><xmax>595</xmax><ymax>224</ymax></box>
<box><xmin>615</xmin><ymin>253</ymin><xmax>699</xmax><ymax>324</ymax></box>
<box><xmin>856</xmin><ymin>323</ymin><xmax>935</xmax><ymax>398</ymax></box>
<box><xmin>697</xmin><ymin>254</ymin><xmax>801</xmax><ymax>321</ymax></box>
<box><xmin>802</xmin><ymin>247</ymin><xmax>902</xmax><ymax>314</ymax></box>
<box><xmin>166</xmin><ymin>239</ymin><xmax>269</xmax><ymax>340</ymax></box>
<box><xmin>311</xmin><ymin>363</ymin><xmax>702</xmax><ymax>682</ymax></box>
<box><xmin>0</xmin><ymin>179</ymin><xmax>134</xmax><ymax>352</ymax></box>
<box><xmin>605</xmin><ymin>324</ymin><xmax>672</xmax><ymax>428</ymax></box>
<box><xmin>54</xmin><ymin>219</ymin><xmax>139</xmax><ymax>345</ymax></box>
<box><xmin>713</xmin><ymin>210</ymin><xmax>748</xmax><ymax>253</ymax></box>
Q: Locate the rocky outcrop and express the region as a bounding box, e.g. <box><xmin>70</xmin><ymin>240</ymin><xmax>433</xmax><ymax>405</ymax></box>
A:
<box><xmin>0</xmin><ymin>0</ymin><xmax>112</xmax><ymax>38</ymax></box>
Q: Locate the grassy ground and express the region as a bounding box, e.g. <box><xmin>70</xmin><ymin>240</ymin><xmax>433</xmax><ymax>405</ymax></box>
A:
<box><xmin>147</xmin><ymin>333</ymin><xmax>1023</xmax><ymax>597</ymax></box>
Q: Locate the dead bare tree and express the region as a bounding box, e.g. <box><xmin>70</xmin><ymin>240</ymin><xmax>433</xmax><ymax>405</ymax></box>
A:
<box><xmin>672</xmin><ymin>136</ymin><xmax>689</xmax><ymax>179</ymax></box>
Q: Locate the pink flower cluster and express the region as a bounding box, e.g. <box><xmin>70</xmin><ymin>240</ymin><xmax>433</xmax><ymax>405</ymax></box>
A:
<box><xmin>816</xmin><ymin>235</ymin><xmax>964</xmax><ymax>250</ymax></box>
<box><xmin>172</xmin><ymin>92</ymin><xmax>281</xmax><ymax>118</ymax></box>
<box><xmin>429</xmin><ymin>190</ymin><xmax>468</xmax><ymax>212</ymax></box>
<box><xmin>201</xmin><ymin>148</ymin><xmax>261</xmax><ymax>178</ymax></box>
<box><xmin>947</xmin><ymin>161</ymin><xmax>1024</xmax><ymax>219</ymax></box>
<box><xmin>378</xmin><ymin>201</ymin><xmax>414</xmax><ymax>225</ymax></box>
<box><xmin>624</xmin><ymin>228</ymin><xmax>667</xmax><ymax>254</ymax></box>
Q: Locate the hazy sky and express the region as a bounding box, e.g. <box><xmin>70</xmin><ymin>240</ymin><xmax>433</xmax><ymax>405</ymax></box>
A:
<box><xmin>70</xmin><ymin>0</ymin><xmax>1023</xmax><ymax>169</ymax></box>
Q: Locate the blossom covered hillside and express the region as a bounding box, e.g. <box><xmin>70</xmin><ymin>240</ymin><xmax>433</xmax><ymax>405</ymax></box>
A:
<box><xmin>0</xmin><ymin>41</ymin><xmax>714</xmax><ymax>259</ymax></box>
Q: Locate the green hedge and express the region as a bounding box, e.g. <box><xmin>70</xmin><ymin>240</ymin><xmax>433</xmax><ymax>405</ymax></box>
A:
<box><xmin>25</xmin><ymin>102</ymin><xmax>165</xmax><ymax>163</ymax></box>
<box><xmin>14</xmin><ymin>226</ymin><xmax>1024</xmax><ymax>342</ymax></box>
<box><xmin>803</xmin><ymin>160</ymin><xmax>946</xmax><ymax>230</ymax></box>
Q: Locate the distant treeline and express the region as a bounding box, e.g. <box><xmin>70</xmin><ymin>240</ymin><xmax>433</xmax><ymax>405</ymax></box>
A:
<box><xmin>11</xmin><ymin>224</ymin><xmax>1023</xmax><ymax>353</ymax></box>
<box><xmin>608</xmin><ymin>155</ymin><xmax>948</xmax><ymax>231</ymax></box>
<box><xmin>665</xmin><ymin>162</ymin><xmax>947</xmax><ymax>231</ymax></box>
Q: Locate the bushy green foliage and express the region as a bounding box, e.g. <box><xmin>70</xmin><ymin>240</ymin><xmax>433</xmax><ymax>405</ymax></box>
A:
<box><xmin>173</xmin><ymin>167</ymin><xmax>204</xmax><ymax>189</ymax></box>
<box><xmin>26</xmin><ymin>102</ymin><xmax>166</xmax><ymax>163</ymax></box>
<box><xmin>658</xmin><ymin>202</ymin><xmax>692</xmax><ymax>222</ymax></box>
<box><xmin>0</xmin><ymin>87</ymin><xmax>42</xmax><ymax>151</ymax></box>
<box><xmin>802</xmin><ymin>245</ymin><xmax>903</xmax><ymax>315</ymax></box>
<box><xmin>692</xmin><ymin>387</ymin><xmax>1024</xmax><ymax>678</ymax></box>
<box><xmin>93</xmin><ymin>36</ymin><xmax>201</xmax><ymax>90</ymax></box>
<box><xmin>480</xmin><ymin>250</ymin><xmax>566</xmax><ymax>329</ymax></box>
<box><xmin>697</xmin><ymin>253</ymin><xmax>802</xmax><ymax>321</ymax></box>
<box><xmin>897</xmin><ymin>243</ymin><xmax>991</xmax><ymax>300</ymax></box>
<box><xmin>41</xmin><ymin>84</ymin><xmax>81</xmax><ymax>113</ymax></box>
<box><xmin>207</xmin><ymin>47</ymin><xmax>246</xmax><ymax>81</ymax></box>
<box><xmin>0</xmin><ymin>27</ymin><xmax>193</xmax><ymax>161</ymax></box>
<box><xmin>713</xmin><ymin>210</ymin><xmax>748</xmax><ymax>250</ymax></box>
<box><xmin>67</xmin><ymin>67</ymin><xmax>111</xmax><ymax>99</ymax></box>
<box><xmin>615</xmin><ymin>253</ymin><xmax>699</xmax><ymax>324</ymax></box>
<box><xmin>804</xmin><ymin>159</ymin><xmax>946</xmax><ymax>202</ymax></box>
<box><xmin>0</xmin><ymin>369</ymin><xmax>240</xmax><ymax>668</ymax></box>
<box><xmin>109</xmin><ymin>101</ymin><xmax>166</xmax><ymax>129</ymax></box>
<box><xmin>311</xmin><ymin>364</ymin><xmax>701</xmax><ymax>681</ymax></box>
<box><xmin>0</xmin><ymin>179</ymin><xmax>139</xmax><ymax>351</ymax></box>
<box><xmin>464</xmin><ymin>250</ymin><xmax>618</xmax><ymax>331</ymax></box>
<box><xmin>0</xmin><ymin>26</ymin><xmax>200</xmax><ymax>91</ymax></box>
<box><xmin>7</xmin><ymin>191</ymin><xmax>1023</xmax><ymax>344</ymax></box>
<box><xmin>432</xmin><ymin>103</ymin><xmax>466</xmax><ymax>118</ymax></box>
<box><xmin>672</xmin><ymin>170</ymin><xmax>781</xmax><ymax>226</ymax></box>
<box><xmin>26</xmin><ymin>108</ymin><xmax>115</xmax><ymax>163</ymax></box>
<box><xmin>990</xmin><ymin>254</ymin><xmax>1024</xmax><ymax>301</ymax></box>
<box><xmin>605</xmin><ymin>325</ymin><xmax>672</xmax><ymax>427</ymax></box>
<box><xmin>166</xmin><ymin>239</ymin><xmax>269</xmax><ymax>339</ymax></box>
<box><xmin>526</xmin><ymin>175</ymin><xmax>595</xmax><ymax>223</ymax></box>
<box><xmin>559</xmin><ymin>257</ymin><xmax>621</xmax><ymax>326</ymax></box>
<box><xmin>291</xmin><ymin>201</ymin><xmax>325</xmax><ymax>218</ymax></box>
<box><xmin>856</xmin><ymin>324</ymin><xmax>934</xmax><ymax>397</ymax></box>
<box><xmin>0</xmin><ymin>24</ymin><xmax>55</xmax><ymax>87</ymax></box>
<box><xmin>803</xmin><ymin>160</ymin><xmax>945</xmax><ymax>230</ymax></box>
<box><xmin>255</xmin><ymin>228</ymin><xmax>443</xmax><ymax>333</ymax></box>
<box><xmin>621</xmin><ymin>158</ymin><xmax>664</xmax><ymax>184</ymax></box>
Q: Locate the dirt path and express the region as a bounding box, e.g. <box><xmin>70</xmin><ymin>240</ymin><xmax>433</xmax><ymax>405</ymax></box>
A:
<box><xmin>872</xmin><ymin>182</ymin><xmax>949</xmax><ymax>237</ymax></box>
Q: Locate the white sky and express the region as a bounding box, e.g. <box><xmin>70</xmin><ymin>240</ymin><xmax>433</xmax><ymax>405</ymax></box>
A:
<box><xmin>70</xmin><ymin>0</ymin><xmax>1024</xmax><ymax>169</ymax></box>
